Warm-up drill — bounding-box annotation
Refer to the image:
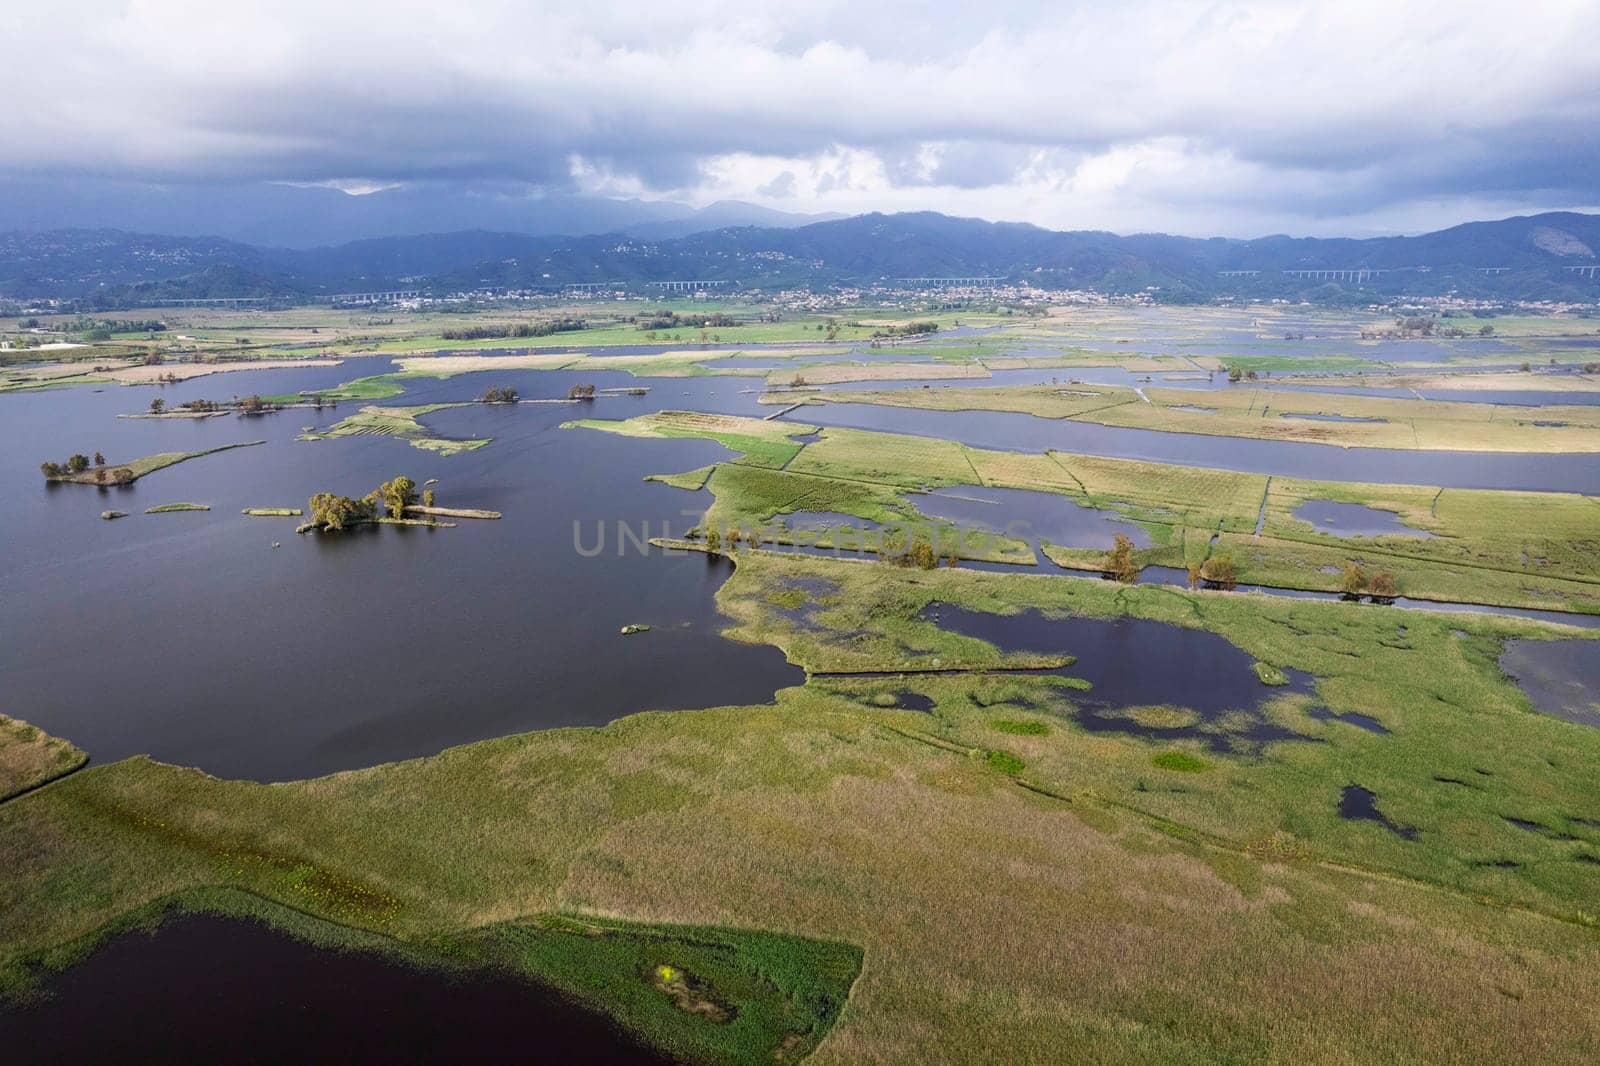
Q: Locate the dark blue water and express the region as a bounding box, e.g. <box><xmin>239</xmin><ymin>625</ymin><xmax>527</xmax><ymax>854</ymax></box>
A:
<box><xmin>0</xmin><ymin>914</ymin><xmax>666</xmax><ymax>1064</ymax></box>
<box><xmin>1338</xmin><ymin>785</ymin><xmax>1418</xmax><ymax>839</ymax></box>
<box><xmin>0</xmin><ymin>365</ymin><xmax>801</xmax><ymax>781</ymax></box>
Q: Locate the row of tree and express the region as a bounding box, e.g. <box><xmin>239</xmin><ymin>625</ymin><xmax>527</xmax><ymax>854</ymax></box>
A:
<box><xmin>1340</xmin><ymin>564</ymin><xmax>1399</xmax><ymax>602</ymax></box>
<box><xmin>439</xmin><ymin>318</ymin><xmax>586</xmax><ymax>341</ymax></box>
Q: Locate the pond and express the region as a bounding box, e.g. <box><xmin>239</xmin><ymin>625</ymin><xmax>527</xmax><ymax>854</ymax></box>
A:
<box><xmin>916</xmin><ymin>603</ymin><xmax>1316</xmax><ymax>752</ymax></box>
<box><xmin>0</xmin><ymin>913</ymin><xmax>669</xmax><ymax>1064</ymax></box>
<box><xmin>1277</xmin><ymin>412</ymin><xmax>1387</xmax><ymax>424</ymax></box>
<box><xmin>1337</xmin><ymin>785</ymin><xmax>1418</xmax><ymax>839</ymax></box>
<box><xmin>1498</xmin><ymin>639</ymin><xmax>1600</xmax><ymax>728</ymax></box>
<box><xmin>1292</xmin><ymin>500</ymin><xmax>1436</xmax><ymax>538</ymax></box>
<box><xmin>914</xmin><ymin>485</ymin><xmax>1151</xmax><ymax>550</ymax></box>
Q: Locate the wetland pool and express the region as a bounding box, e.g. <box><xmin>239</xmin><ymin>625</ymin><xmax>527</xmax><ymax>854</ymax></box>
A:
<box><xmin>915</xmin><ymin>602</ymin><xmax>1316</xmax><ymax>751</ymax></box>
<box><xmin>0</xmin><ymin>913</ymin><xmax>667</xmax><ymax>1064</ymax></box>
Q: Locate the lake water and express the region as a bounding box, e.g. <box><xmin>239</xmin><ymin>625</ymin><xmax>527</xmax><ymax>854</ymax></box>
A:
<box><xmin>0</xmin><ymin>913</ymin><xmax>667</xmax><ymax>1064</ymax></box>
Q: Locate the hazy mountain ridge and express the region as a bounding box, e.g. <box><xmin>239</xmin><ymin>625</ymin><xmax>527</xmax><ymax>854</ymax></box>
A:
<box><xmin>3</xmin><ymin>210</ymin><xmax>1598</xmax><ymax>305</ymax></box>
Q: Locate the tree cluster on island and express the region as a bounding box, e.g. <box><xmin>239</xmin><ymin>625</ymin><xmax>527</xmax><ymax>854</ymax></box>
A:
<box><xmin>567</xmin><ymin>383</ymin><xmax>596</xmax><ymax>400</ymax></box>
<box><xmin>304</xmin><ymin>476</ymin><xmax>436</xmax><ymax>533</ymax></box>
<box><xmin>481</xmin><ymin>385</ymin><xmax>519</xmax><ymax>403</ymax></box>
<box><xmin>40</xmin><ymin>451</ymin><xmax>134</xmax><ymax>484</ymax></box>
<box><xmin>234</xmin><ymin>394</ymin><xmax>283</xmax><ymax>415</ymax></box>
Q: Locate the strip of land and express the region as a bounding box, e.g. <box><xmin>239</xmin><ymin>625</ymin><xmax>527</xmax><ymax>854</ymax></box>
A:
<box><xmin>578</xmin><ymin>416</ymin><xmax>1600</xmax><ymax>614</ymax></box>
<box><xmin>777</xmin><ymin>383</ymin><xmax>1600</xmax><ymax>452</ymax></box>
<box><xmin>0</xmin><ymin>717</ymin><xmax>87</xmax><ymax>802</ymax></box>
<box><xmin>44</xmin><ymin>441</ymin><xmax>266</xmax><ymax>485</ymax></box>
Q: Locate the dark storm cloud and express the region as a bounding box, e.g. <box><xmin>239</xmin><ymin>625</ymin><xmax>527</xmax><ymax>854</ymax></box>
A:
<box><xmin>3</xmin><ymin>1</ymin><xmax>1597</xmax><ymax>234</ymax></box>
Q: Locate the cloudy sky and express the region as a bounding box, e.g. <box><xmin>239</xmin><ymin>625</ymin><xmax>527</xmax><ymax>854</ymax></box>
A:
<box><xmin>6</xmin><ymin>0</ymin><xmax>1600</xmax><ymax>237</ymax></box>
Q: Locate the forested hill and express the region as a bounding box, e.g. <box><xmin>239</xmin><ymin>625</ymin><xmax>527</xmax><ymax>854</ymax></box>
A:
<box><xmin>4</xmin><ymin>210</ymin><xmax>1599</xmax><ymax>306</ymax></box>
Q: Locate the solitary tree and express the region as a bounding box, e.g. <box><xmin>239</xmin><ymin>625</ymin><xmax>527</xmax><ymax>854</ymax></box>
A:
<box><xmin>1105</xmin><ymin>533</ymin><xmax>1139</xmax><ymax>583</ymax></box>
<box><xmin>93</xmin><ymin>452</ymin><xmax>105</xmax><ymax>466</ymax></box>
<box><xmin>40</xmin><ymin>461</ymin><xmax>62</xmax><ymax>478</ymax></box>
<box><xmin>149</xmin><ymin>397</ymin><xmax>166</xmax><ymax>415</ymax></box>
<box><xmin>1199</xmin><ymin>555</ymin><xmax>1237</xmax><ymax>590</ymax></box>
<box><xmin>905</xmin><ymin>540</ymin><xmax>939</xmax><ymax>570</ymax></box>
<box><xmin>1340</xmin><ymin>563</ymin><xmax>1368</xmax><ymax>599</ymax></box>
<box><xmin>66</xmin><ymin>454</ymin><xmax>90</xmax><ymax>474</ymax></box>
<box><xmin>421</xmin><ymin>488</ymin><xmax>436</xmax><ymax>509</ymax></box>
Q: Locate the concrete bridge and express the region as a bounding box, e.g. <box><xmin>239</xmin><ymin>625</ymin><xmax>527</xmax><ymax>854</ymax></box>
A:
<box><xmin>1564</xmin><ymin>265</ymin><xmax>1600</xmax><ymax>279</ymax></box>
<box><xmin>647</xmin><ymin>280</ymin><xmax>733</xmax><ymax>292</ymax></box>
<box><xmin>1217</xmin><ymin>270</ymin><xmax>1260</xmax><ymax>277</ymax></box>
<box><xmin>1476</xmin><ymin>267</ymin><xmax>1511</xmax><ymax>275</ymax></box>
<box><xmin>1281</xmin><ymin>269</ymin><xmax>1389</xmax><ymax>282</ymax></box>
<box><xmin>892</xmin><ymin>276</ymin><xmax>1005</xmax><ymax>286</ymax></box>
<box><xmin>319</xmin><ymin>290</ymin><xmax>421</xmax><ymax>305</ymax></box>
<box><xmin>154</xmin><ymin>297</ymin><xmax>271</xmax><ymax>307</ymax></box>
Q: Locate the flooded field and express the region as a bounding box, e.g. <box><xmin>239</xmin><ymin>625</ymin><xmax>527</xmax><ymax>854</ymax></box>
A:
<box><xmin>916</xmin><ymin>603</ymin><xmax>1316</xmax><ymax>752</ymax></box>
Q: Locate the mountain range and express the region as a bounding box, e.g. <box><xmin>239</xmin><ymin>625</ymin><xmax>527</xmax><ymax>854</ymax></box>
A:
<box><xmin>3</xmin><ymin>209</ymin><xmax>1599</xmax><ymax>307</ymax></box>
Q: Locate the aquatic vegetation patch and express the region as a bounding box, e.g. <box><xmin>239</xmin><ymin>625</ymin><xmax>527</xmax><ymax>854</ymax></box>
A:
<box><xmin>990</xmin><ymin>719</ymin><xmax>1050</xmax><ymax>736</ymax></box>
<box><xmin>1150</xmin><ymin>751</ymin><xmax>1211</xmax><ymax>773</ymax></box>
<box><xmin>144</xmin><ymin>502</ymin><xmax>210</xmax><ymax>514</ymax></box>
<box><xmin>1252</xmin><ymin>662</ymin><xmax>1289</xmax><ymax>686</ymax></box>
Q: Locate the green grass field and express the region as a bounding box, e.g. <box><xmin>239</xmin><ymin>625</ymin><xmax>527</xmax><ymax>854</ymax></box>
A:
<box><xmin>4</xmin><ymin>550</ymin><xmax>1599</xmax><ymax>1061</ymax></box>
